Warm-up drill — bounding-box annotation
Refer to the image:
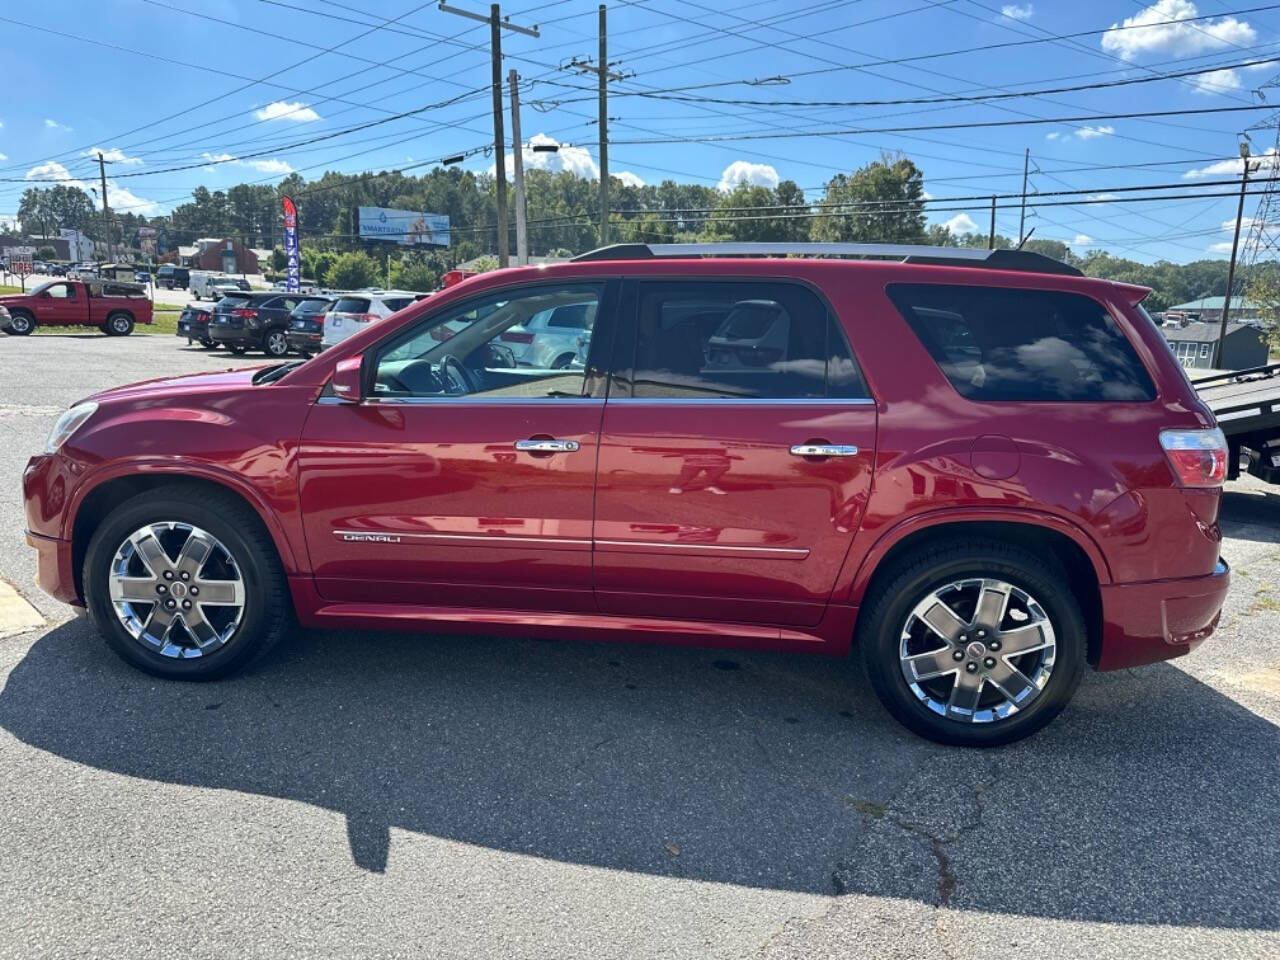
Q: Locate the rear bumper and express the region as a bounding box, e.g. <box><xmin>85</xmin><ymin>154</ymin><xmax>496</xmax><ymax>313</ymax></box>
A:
<box><xmin>209</xmin><ymin>325</ymin><xmax>258</xmax><ymax>346</ymax></box>
<box><xmin>25</xmin><ymin>530</ymin><xmax>80</xmax><ymax>606</ymax></box>
<box><xmin>176</xmin><ymin>321</ymin><xmax>209</xmax><ymax>340</ymax></box>
<box><xmin>286</xmin><ymin>330</ymin><xmax>321</xmax><ymax>353</ymax></box>
<box><xmin>1096</xmin><ymin>559</ymin><xmax>1230</xmax><ymax>671</ymax></box>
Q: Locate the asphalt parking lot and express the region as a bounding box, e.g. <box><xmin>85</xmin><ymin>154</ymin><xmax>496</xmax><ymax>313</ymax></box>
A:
<box><xmin>0</xmin><ymin>333</ymin><xmax>1277</xmax><ymax>960</ymax></box>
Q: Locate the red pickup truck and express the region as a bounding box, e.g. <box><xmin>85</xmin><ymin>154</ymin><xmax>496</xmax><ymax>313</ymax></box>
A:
<box><xmin>0</xmin><ymin>279</ymin><xmax>153</xmax><ymax>336</ymax></box>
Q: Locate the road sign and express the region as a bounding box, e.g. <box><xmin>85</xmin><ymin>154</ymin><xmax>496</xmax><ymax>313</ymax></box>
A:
<box><xmin>11</xmin><ymin>253</ymin><xmax>33</xmax><ymax>276</ymax></box>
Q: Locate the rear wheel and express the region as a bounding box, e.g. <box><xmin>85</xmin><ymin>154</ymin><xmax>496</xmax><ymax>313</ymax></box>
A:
<box><xmin>552</xmin><ymin>352</ymin><xmax>575</xmax><ymax>369</ymax></box>
<box><xmin>5</xmin><ymin>310</ymin><xmax>35</xmax><ymax>335</ymax></box>
<box><xmin>82</xmin><ymin>486</ymin><xmax>291</xmax><ymax>680</ymax></box>
<box><xmin>263</xmin><ymin>329</ymin><xmax>290</xmax><ymax>358</ymax></box>
<box><xmin>228</xmin><ymin>344</ymin><xmax>248</xmax><ymax>355</ymax></box>
<box><xmin>200</xmin><ymin>338</ymin><xmax>217</xmax><ymax>349</ymax></box>
<box><xmin>105</xmin><ymin>312</ymin><xmax>134</xmax><ymax>336</ymax></box>
<box><xmin>860</xmin><ymin>540</ymin><xmax>1085</xmax><ymax>747</ymax></box>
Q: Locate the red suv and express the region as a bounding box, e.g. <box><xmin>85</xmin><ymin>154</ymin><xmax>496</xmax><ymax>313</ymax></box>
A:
<box><xmin>22</xmin><ymin>243</ymin><xmax>1231</xmax><ymax>746</ymax></box>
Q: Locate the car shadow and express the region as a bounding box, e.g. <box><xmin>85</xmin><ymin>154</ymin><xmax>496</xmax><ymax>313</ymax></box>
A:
<box><xmin>1221</xmin><ymin>485</ymin><xmax>1280</xmax><ymax>542</ymax></box>
<box><xmin>0</xmin><ymin>620</ymin><xmax>1276</xmax><ymax>929</ymax></box>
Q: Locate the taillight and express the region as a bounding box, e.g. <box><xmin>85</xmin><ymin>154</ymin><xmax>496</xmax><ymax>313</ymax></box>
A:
<box><xmin>1160</xmin><ymin>428</ymin><xmax>1228</xmax><ymax>488</ymax></box>
<box><xmin>354</xmin><ymin>313</ymin><xmax>378</xmax><ymax>324</ymax></box>
<box><xmin>501</xmin><ymin>330</ymin><xmax>534</xmax><ymax>343</ymax></box>
<box><xmin>232</xmin><ymin>309</ymin><xmax>257</xmax><ymax>319</ymax></box>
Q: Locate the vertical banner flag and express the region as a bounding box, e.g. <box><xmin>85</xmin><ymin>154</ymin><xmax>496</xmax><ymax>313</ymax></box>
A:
<box><xmin>282</xmin><ymin>195</ymin><xmax>300</xmax><ymax>293</ymax></box>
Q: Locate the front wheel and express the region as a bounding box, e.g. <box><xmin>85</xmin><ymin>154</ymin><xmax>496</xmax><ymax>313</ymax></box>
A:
<box><xmin>263</xmin><ymin>329</ymin><xmax>290</xmax><ymax>358</ymax></box>
<box><xmin>82</xmin><ymin>486</ymin><xmax>291</xmax><ymax>680</ymax></box>
<box><xmin>228</xmin><ymin>344</ymin><xmax>247</xmax><ymax>355</ymax></box>
<box><xmin>105</xmin><ymin>312</ymin><xmax>134</xmax><ymax>336</ymax></box>
<box><xmin>5</xmin><ymin>310</ymin><xmax>35</xmax><ymax>335</ymax></box>
<box><xmin>860</xmin><ymin>540</ymin><xmax>1085</xmax><ymax>747</ymax></box>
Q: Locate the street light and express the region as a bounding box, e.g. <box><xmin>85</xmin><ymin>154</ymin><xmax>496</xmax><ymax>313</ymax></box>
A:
<box><xmin>1215</xmin><ymin>141</ymin><xmax>1261</xmax><ymax>368</ymax></box>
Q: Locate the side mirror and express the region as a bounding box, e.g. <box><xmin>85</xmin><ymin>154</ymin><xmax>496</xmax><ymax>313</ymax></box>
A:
<box><xmin>331</xmin><ymin>355</ymin><xmax>364</xmax><ymax>402</ymax></box>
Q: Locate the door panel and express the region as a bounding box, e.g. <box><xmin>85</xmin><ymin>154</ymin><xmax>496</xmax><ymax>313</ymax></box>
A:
<box><xmin>298</xmin><ymin>400</ymin><xmax>603</xmax><ymax>610</ymax></box>
<box><xmin>32</xmin><ymin>283</ymin><xmax>82</xmax><ymax>325</ymax></box>
<box><xmin>593</xmin><ymin>401</ymin><xmax>875</xmax><ymax>626</ymax></box>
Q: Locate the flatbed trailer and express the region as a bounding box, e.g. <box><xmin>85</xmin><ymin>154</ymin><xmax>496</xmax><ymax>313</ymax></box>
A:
<box><xmin>1195</xmin><ymin>361</ymin><xmax>1280</xmax><ymax>484</ymax></box>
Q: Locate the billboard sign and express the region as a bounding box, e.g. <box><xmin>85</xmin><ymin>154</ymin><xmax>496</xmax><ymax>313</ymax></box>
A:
<box><xmin>358</xmin><ymin>206</ymin><xmax>450</xmax><ymax>247</ymax></box>
<box><xmin>282</xmin><ymin>195</ymin><xmax>300</xmax><ymax>294</ymax></box>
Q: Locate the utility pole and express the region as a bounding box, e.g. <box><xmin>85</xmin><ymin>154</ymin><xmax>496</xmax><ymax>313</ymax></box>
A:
<box><xmin>563</xmin><ymin>6</ymin><xmax>626</xmax><ymax>248</ymax></box>
<box><xmin>97</xmin><ymin>152</ymin><xmax>112</xmax><ymax>262</ymax></box>
<box><xmin>509</xmin><ymin>68</ymin><xmax>528</xmax><ymax>265</ymax></box>
<box><xmin>988</xmin><ymin>195</ymin><xmax>996</xmax><ymax>249</ymax></box>
<box><xmin>438</xmin><ymin>2</ymin><xmax>539</xmax><ymax>268</ymax></box>
<box><xmin>598</xmin><ymin>4</ymin><xmax>608</xmax><ymax>246</ymax></box>
<box><xmin>1018</xmin><ymin>148</ymin><xmax>1029</xmax><ymax>245</ymax></box>
<box><xmin>1216</xmin><ymin>142</ymin><xmax>1259</xmax><ymax>368</ymax></box>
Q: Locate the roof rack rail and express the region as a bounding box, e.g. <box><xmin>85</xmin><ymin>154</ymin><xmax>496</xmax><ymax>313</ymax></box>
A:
<box><xmin>570</xmin><ymin>242</ymin><xmax>1083</xmax><ymax>277</ymax></box>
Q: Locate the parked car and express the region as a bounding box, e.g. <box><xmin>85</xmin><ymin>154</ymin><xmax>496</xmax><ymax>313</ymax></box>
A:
<box><xmin>135</xmin><ymin>271</ymin><xmax>152</xmax><ymax>284</ymax></box>
<box><xmin>0</xmin><ymin>278</ymin><xmax>152</xmax><ymax>335</ymax></box>
<box><xmin>155</xmin><ymin>265</ymin><xmax>190</xmax><ymax>290</ymax></box>
<box><xmin>175</xmin><ymin>304</ymin><xmax>215</xmax><ymax>348</ymax></box>
<box><xmin>209</xmin><ymin>280</ymin><xmax>243</xmax><ymax>300</ymax></box>
<box><xmin>284</xmin><ymin>296</ymin><xmax>336</xmax><ymax>357</ymax></box>
<box><xmin>208</xmin><ymin>291</ymin><xmax>309</xmax><ymax>357</ymax></box>
<box><xmin>21</xmin><ymin>243</ymin><xmax>1232</xmax><ymax>747</ymax></box>
<box><xmin>320</xmin><ymin>290</ymin><xmax>423</xmax><ymax>350</ymax></box>
<box><xmin>500</xmin><ymin>299</ymin><xmax>596</xmax><ymax>369</ymax></box>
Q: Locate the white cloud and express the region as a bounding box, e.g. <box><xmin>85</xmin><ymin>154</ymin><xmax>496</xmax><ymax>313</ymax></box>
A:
<box><xmin>943</xmin><ymin>213</ymin><xmax>979</xmax><ymax>234</ymax></box>
<box><xmin>1208</xmin><ymin>241</ymin><xmax>1235</xmax><ymax>253</ymax></box>
<box><xmin>82</xmin><ymin>146</ymin><xmax>143</xmax><ymax>166</ymax></box>
<box><xmin>1001</xmin><ymin>4</ymin><xmax>1033</xmax><ymax>20</ymax></box>
<box><xmin>24</xmin><ymin>159</ymin><xmax>158</xmax><ymax>214</ymax></box>
<box><xmin>1088</xmin><ymin>193</ymin><xmax>1119</xmax><ymax>202</ymax></box>
<box><xmin>1192</xmin><ymin>68</ymin><xmax>1242</xmax><ymax>95</ymax></box>
<box><xmin>43</xmin><ymin>118</ymin><xmax>71</xmax><ymax>132</ymax></box>
<box><xmin>1074</xmin><ymin>125</ymin><xmax>1114</xmax><ymax>139</ymax></box>
<box><xmin>1101</xmin><ymin>1</ymin><xmax>1256</xmax><ymax>60</ymax></box>
<box><xmin>254</xmin><ymin>100</ymin><xmax>321</xmax><ymax>123</ymax></box>
<box><xmin>201</xmin><ymin>151</ymin><xmax>294</xmax><ymax>176</ymax></box>
<box><xmin>921</xmin><ymin>190</ymin><xmax>934</xmax><ymax>200</ymax></box>
<box><xmin>716</xmin><ymin>160</ymin><xmax>779</xmax><ymax>192</ymax></box>
<box><xmin>1072</xmin><ymin>234</ymin><xmax>1094</xmax><ymax>245</ymax></box>
<box><xmin>1184</xmin><ymin>147</ymin><xmax>1279</xmax><ymax>179</ymax></box>
<box><xmin>1045</xmin><ymin>131</ymin><xmax>1061</xmax><ymax>140</ymax></box>
<box><xmin>493</xmin><ymin>133</ymin><xmax>643</xmax><ymax>187</ymax></box>
<box><xmin>0</xmin><ymin>152</ymin><xmax>6</xmax><ymax>161</ymax></box>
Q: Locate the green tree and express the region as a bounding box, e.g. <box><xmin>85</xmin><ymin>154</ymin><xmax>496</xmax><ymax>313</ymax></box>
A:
<box><xmin>271</xmin><ymin>246</ymin><xmax>287</xmax><ymax>271</ymax></box>
<box><xmin>327</xmin><ymin>251</ymin><xmax>379</xmax><ymax>289</ymax></box>
<box><xmin>810</xmin><ymin>153</ymin><xmax>926</xmax><ymax>243</ymax></box>
<box><xmin>707</xmin><ymin>182</ymin><xmax>798</xmax><ymax>241</ymax></box>
<box><xmin>35</xmin><ymin>245</ymin><xmax>57</xmax><ymax>260</ymax></box>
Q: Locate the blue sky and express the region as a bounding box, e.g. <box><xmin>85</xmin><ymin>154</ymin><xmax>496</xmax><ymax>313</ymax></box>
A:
<box><xmin>2</xmin><ymin>0</ymin><xmax>1280</xmax><ymax>262</ymax></box>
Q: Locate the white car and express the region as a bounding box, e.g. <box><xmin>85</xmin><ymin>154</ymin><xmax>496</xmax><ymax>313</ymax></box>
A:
<box><xmin>320</xmin><ymin>290</ymin><xmax>425</xmax><ymax>349</ymax></box>
<box><xmin>500</xmin><ymin>300</ymin><xmax>596</xmax><ymax>369</ymax></box>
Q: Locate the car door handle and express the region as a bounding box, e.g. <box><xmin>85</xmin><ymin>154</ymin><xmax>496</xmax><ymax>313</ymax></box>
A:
<box><xmin>790</xmin><ymin>443</ymin><xmax>858</xmax><ymax>458</ymax></box>
<box><xmin>515</xmin><ymin>439</ymin><xmax>580</xmax><ymax>453</ymax></box>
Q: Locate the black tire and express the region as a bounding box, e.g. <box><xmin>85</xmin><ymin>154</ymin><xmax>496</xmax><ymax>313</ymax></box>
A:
<box><xmin>5</xmin><ymin>309</ymin><xmax>35</xmax><ymax>335</ymax></box>
<box><xmin>229</xmin><ymin>344</ymin><xmax>248</xmax><ymax>355</ymax></box>
<box><xmin>263</xmin><ymin>328</ymin><xmax>290</xmax><ymax>358</ymax></box>
<box><xmin>200</xmin><ymin>338</ymin><xmax>218</xmax><ymax>349</ymax></box>
<box><xmin>552</xmin><ymin>352</ymin><xmax>575</xmax><ymax>369</ymax></box>
<box><xmin>82</xmin><ymin>484</ymin><xmax>291</xmax><ymax>681</ymax></box>
<box><xmin>859</xmin><ymin>539</ymin><xmax>1086</xmax><ymax>747</ymax></box>
<box><xmin>105</xmin><ymin>312</ymin><xmax>134</xmax><ymax>336</ymax></box>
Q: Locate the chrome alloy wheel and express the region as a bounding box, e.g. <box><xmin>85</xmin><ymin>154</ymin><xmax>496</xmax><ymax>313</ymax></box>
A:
<box><xmin>898</xmin><ymin>578</ymin><xmax>1056</xmax><ymax>724</ymax></box>
<box><xmin>108</xmin><ymin>522</ymin><xmax>246</xmax><ymax>659</ymax></box>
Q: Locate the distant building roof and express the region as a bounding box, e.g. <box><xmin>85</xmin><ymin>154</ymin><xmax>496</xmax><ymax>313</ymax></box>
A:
<box><xmin>177</xmin><ymin>245</ymin><xmax>198</xmax><ymax>257</ymax></box>
<box><xmin>1163</xmin><ymin>321</ymin><xmax>1258</xmax><ymax>343</ymax></box>
<box><xmin>1166</xmin><ymin>295</ymin><xmax>1260</xmax><ymax>312</ymax></box>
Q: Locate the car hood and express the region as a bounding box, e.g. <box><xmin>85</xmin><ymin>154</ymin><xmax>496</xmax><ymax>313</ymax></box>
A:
<box><xmin>84</xmin><ymin>366</ymin><xmax>266</xmax><ymax>405</ymax></box>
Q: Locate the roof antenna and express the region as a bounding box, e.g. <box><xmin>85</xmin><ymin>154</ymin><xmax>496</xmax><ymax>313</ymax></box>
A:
<box><xmin>1016</xmin><ymin>227</ymin><xmax>1036</xmax><ymax>250</ymax></box>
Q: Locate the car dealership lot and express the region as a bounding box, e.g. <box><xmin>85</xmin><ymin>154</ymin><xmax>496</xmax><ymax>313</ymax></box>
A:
<box><xmin>0</xmin><ymin>334</ymin><xmax>1277</xmax><ymax>960</ymax></box>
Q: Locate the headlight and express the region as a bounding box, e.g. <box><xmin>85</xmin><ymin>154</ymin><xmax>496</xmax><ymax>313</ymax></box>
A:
<box><xmin>45</xmin><ymin>401</ymin><xmax>98</xmax><ymax>454</ymax></box>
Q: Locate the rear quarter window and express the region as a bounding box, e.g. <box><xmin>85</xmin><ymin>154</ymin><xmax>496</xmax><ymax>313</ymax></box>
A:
<box><xmin>887</xmin><ymin>284</ymin><xmax>1156</xmax><ymax>402</ymax></box>
<box><xmin>334</xmin><ymin>297</ymin><xmax>371</xmax><ymax>313</ymax></box>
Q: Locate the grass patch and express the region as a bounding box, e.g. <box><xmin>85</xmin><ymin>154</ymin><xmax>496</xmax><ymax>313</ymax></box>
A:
<box><xmin>29</xmin><ymin>310</ymin><xmax>182</xmax><ymax>336</ymax></box>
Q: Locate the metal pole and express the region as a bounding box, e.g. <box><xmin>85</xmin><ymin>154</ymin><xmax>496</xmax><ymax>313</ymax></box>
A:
<box><xmin>490</xmin><ymin>4</ymin><xmax>509</xmax><ymax>267</ymax></box>
<box><xmin>1018</xmin><ymin>148</ymin><xmax>1029</xmax><ymax>245</ymax></box>
<box><xmin>98</xmin><ymin>152</ymin><xmax>112</xmax><ymax>262</ymax></box>
<box><xmin>598</xmin><ymin>4</ymin><xmax>609</xmax><ymax>246</ymax></box>
<box><xmin>989</xmin><ymin>195</ymin><xmax>996</xmax><ymax>249</ymax></box>
<box><xmin>1215</xmin><ymin>158</ymin><xmax>1252</xmax><ymax>368</ymax></box>
<box><xmin>509</xmin><ymin>68</ymin><xmax>528</xmax><ymax>265</ymax></box>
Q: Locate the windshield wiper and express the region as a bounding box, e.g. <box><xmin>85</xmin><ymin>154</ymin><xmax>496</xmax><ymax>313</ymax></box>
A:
<box><xmin>253</xmin><ymin>360</ymin><xmax>305</xmax><ymax>385</ymax></box>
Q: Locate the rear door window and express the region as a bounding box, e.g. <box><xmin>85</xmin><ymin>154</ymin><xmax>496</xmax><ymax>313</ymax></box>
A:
<box><xmin>613</xmin><ymin>280</ymin><xmax>868</xmax><ymax>400</ymax></box>
<box><xmin>887</xmin><ymin>284</ymin><xmax>1156</xmax><ymax>402</ymax></box>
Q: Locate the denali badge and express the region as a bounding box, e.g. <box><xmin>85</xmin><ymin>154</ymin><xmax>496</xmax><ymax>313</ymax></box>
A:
<box><xmin>339</xmin><ymin>532</ymin><xmax>402</xmax><ymax>543</ymax></box>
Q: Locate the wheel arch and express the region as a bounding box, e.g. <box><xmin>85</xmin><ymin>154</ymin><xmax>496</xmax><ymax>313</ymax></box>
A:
<box><xmin>68</xmin><ymin>467</ymin><xmax>300</xmax><ymax>603</ymax></box>
<box><xmin>849</xmin><ymin>512</ymin><xmax>1107</xmax><ymax>666</ymax></box>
